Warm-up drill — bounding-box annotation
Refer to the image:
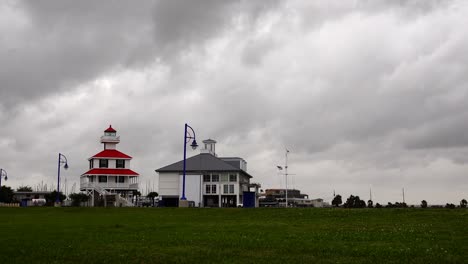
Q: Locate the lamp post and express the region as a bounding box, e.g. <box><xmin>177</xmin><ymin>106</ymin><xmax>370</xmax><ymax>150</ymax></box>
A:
<box><xmin>56</xmin><ymin>153</ymin><xmax>69</xmax><ymax>205</ymax></box>
<box><xmin>0</xmin><ymin>168</ymin><xmax>8</xmax><ymax>187</ymax></box>
<box><xmin>181</xmin><ymin>123</ymin><xmax>198</xmax><ymax>201</ymax></box>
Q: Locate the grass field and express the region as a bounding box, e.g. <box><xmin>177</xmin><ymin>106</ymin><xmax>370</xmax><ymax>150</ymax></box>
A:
<box><xmin>0</xmin><ymin>208</ymin><xmax>466</xmax><ymax>264</ymax></box>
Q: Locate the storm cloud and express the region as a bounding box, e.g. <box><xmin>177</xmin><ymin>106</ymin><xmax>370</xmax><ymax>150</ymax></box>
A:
<box><xmin>1</xmin><ymin>0</ymin><xmax>467</xmax><ymax>204</ymax></box>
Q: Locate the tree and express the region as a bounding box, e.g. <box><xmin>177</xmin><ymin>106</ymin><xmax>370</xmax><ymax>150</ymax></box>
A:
<box><xmin>17</xmin><ymin>186</ymin><xmax>33</xmax><ymax>192</ymax></box>
<box><xmin>0</xmin><ymin>186</ymin><xmax>14</xmax><ymax>203</ymax></box>
<box><xmin>460</xmin><ymin>199</ymin><xmax>467</xmax><ymax>208</ymax></box>
<box><xmin>69</xmin><ymin>193</ymin><xmax>90</xmax><ymax>207</ymax></box>
<box><xmin>367</xmin><ymin>200</ymin><xmax>374</xmax><ymax>208</ymax></box>
<box><xmin>44</xmin><ymin>191</ymin><xmax>66</xmax><ymax>206</ymax></box>
<box><xmin>375</xmin><ymin>203</ymin><xmax>382</xmax><ymax>208</ymax></box>
<box><xmin>445</xmin><ymin>203</ymin><xmax>455</xmax><ymax>209</ymax></box>
<box><xmin>147</xmin><ymin>192</ymin><xmax>159</xmax><ymax>207</ymax></box>
<box><xmin>343</xmin><ymin>195</ymin><xmax>366</xmax><ymax>208</ymax></box>
<box><xmin>332</xmin><ymin>195</ymin><xmax>342</xmax><ymax>207</ymax></box>
<box><xmin>421</xmin><ymin>200</ymin><xmax>428</xmax><ymax>208</ymax></box>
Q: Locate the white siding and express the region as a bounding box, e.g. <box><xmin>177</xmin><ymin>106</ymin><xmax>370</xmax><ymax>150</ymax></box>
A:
<box><xmin>158</xmin><ymin>173</ymin><xmax>179</xmax><ymax>196</ymax></box>
<box><xmin>179</xmin><ymin>174</ymin><xmax>202</xmax><ymax>207</ymax></box>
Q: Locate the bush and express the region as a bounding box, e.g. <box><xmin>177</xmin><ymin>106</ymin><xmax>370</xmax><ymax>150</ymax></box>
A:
<box><xmin>69</xmin><ymin>193</ymin><xmax>90</xmax><ymax>207</ymax></box>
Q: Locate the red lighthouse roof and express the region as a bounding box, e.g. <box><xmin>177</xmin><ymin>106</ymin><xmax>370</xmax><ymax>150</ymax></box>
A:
<box><xmin>91</xmin><ymin>149</ymin><xmax>132</xmax><ymax>159</ymax></box>
<box><xmin>105</xmin><ymin>125</ymin><xmax>116</xmax><ymax>133</ymax></box>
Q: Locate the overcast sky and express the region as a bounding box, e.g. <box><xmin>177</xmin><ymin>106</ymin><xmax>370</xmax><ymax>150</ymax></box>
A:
<box><xmin>1</xmin><ymin>0</ymin><xmax>467</xmax><ymax>205</ymax></box>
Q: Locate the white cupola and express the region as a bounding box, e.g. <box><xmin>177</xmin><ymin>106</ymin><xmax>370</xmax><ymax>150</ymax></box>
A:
<box><xmin>201</xmin><ymin>139</ymin><xmax>217</xmax><ymax>156</ymax></box>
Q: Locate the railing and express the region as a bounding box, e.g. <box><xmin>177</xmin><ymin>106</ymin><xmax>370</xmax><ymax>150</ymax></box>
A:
<box><xmin>80</xmin><ymin>182</ymin><xmax>139</xmax><ymax>190</ymax></box>
<box><xmin>100</xmin><ymin>135</ymin><xmax>120</xmax><ymax>142</ymax></box>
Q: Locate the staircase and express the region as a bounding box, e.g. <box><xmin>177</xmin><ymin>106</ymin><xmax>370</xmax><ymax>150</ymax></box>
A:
<box><xmin>90</xmin><ymin>185</ymin><xmax>134</xmax><ymax>207</ymax></box>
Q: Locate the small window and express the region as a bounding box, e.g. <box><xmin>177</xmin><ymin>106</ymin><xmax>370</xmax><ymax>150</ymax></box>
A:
<box><xmin>98</xmin><ymin>176</ymin><xmax>107</xmax><ymax>183</ymax></box>
<box><xmin>99</xmin><ymin>159</ymin><xmax>108</xmax><ymax>168</ymax></box>
<box><xmin>211</xmin><ymin>185</ymin><xmax>217</xmax><ymax>194</ymax></box>
<box><xmin>229</xmin><ymin>174</ymin><xmax>237</xmax><ymax>182</ymax></box>
<box><xmin>116</xmin><ymin>160</ymin><xmax>125</xmax><ymax>168</ymax></box>
<box><xmin>205</xmin><ymin>185</ymin><xmax>211</xmax><ymax>194</ymax></box>
<box><xmin>118</xmin><ymin>176</ymin><xmax>125</xmax><ymax>183</ymax></box>
<box><xmin>89</xmin><ymin>160</ymin><xmax>93</xmax><ymax>169</ymax></box>
<box><xmin>212</xmin><ymin>174</ymin><xmax>219</xmax><ymax>182</ymax></box>
<box><xmin>223</xmin><ymin>184</ymin><xmax>229</xmax><ymax>194</ymax></box>
<box><xmin>229</xmin><ymin>184</ymin><xmax>235</xmax><ymax>194</ymax></box>
<box><xmin>203</xmin><ymin>175</ymin><xmax>211</xmax><ymax>182</ymax></box>
<box><xmin>221</xmin><ymin>174</ymin><xmax>229</xmax><ymax>182</ymax></box>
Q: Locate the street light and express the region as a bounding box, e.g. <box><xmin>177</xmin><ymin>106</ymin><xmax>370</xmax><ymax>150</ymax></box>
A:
<box><xmin>0</xmin><ymin>169</ymin><xmax>8</xmax><ymax>187</ymax></box>
<box><xmin>181</xmin><ymin>123</ymin><xmax>198</xmax><ymax>201</ymax></box>
<box><xmin>56</xmin><ymin>153</ymin><xmax>69</xmax><ymax>205</ymax></box>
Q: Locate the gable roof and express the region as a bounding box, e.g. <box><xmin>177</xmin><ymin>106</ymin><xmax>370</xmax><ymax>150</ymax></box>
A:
<box><xmin>156</xmin><ymin>153</ymin><xmax>252</xmax><ymax>178</ymax></box>
<box><xmin>90</xmin><ymin>149</ymin><xmax>132</xmax><ymax>159</ymax></box>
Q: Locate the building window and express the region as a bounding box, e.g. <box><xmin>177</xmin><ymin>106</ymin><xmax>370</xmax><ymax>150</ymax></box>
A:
<box><xmin>211</xmin><ymin>185</ymin><xmax>217</xmax><ymax>194</ymax></box>
<box><xmin>89</xmin><ymin>160</ymin><xmax>93</xmax><ymax>169</ymax></box>
<box><xmin>229</xmin><ymin>184</ymin><xmax>235</xmax><ymax>194</ymax></box>
<box><xmin>212</xmin><ymin>174</ymin><xmax>219</xmax><ymax>182</ymax></box>
<box><xmin>229</xmin><ymin>174</ymin><xmax>237</xmax><ymax>182</ymax></box>
<box><xmin>99</xmin><ymin>159</ymin><xmax>108</xmax><ymax>168</ymax></box>
<box><xmin>223</xmin><ymin>184</ymin><xmax>229</xmax><ymax>194</ymax></box>
<box><xmin>221</xmin><ymin>174</ymin><xmax>228</xmax><ymax>182</ymax></box>
<box><xmin>203</xmin><ymin>174</ymin><xmax>211</xmax><ymax>182</ymax></box>
<box><xmin>118</xmin><ymin>176</ymin><xmax>125</xmax><ymax>183</ymax></box>
<box><xmin>98</xmin><ymin>176</ymin><xmax>107</xmax><ymax>183</ymax></box>
<box><xmin>116</xmin><ymin>160</ymin><xmax>125</xmax><ymax>168</ymax></box>
<box><xmin>205</xmin><ymin>184</ymin><xmax>211</xmax><ymax>194</ymax></box>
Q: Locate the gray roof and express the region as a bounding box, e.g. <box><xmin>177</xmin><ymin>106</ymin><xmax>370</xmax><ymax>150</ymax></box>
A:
<box><xmin>156</xmin><ymin>153</ymin><xmax>252</xmax><ymax>178</ymax></box>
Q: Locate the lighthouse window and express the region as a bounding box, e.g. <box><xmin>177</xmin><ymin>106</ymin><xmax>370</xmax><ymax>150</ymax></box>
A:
<box><xmin>98</xmin><ymin>176</ymin><xmax>107</xmax><ymax>183</ymax></box>
<box><xmin>116</xmin><ymin>160</ymin><xmax>125</xmax><ymax>168</ymax></box>
<box><xmin>99</xmin><ymin>159</ymin><xmax>108</xmax><ymax>168</ymax></box>
<box><xmin>89</xmin><ymin>160</ymin><xmax>93</xmax><ymax>169</ymax></box>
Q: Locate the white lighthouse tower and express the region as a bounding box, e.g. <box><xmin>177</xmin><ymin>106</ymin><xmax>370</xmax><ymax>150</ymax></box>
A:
<box><xmin>80</xmin><ymin>125</ymin><xmax>139</xmax><ymax>207</ymax></box>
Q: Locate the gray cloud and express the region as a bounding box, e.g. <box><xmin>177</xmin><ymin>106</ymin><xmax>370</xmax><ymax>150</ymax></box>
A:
<box><xmin>1</xmin><ymin>0</ymin><xmax>467</xmax><ymax>205</ymax></box>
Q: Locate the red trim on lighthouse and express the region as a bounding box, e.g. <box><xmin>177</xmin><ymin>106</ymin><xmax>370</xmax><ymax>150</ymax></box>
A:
<box><xmin>82</xmin><ymin>168</ymin><xmax>139</xmax><ymax>176</ymax></box>
<box><xmin>105</xmin><ymin>125</ymin><xmax>116</xmax><ymax>133</ymax></box>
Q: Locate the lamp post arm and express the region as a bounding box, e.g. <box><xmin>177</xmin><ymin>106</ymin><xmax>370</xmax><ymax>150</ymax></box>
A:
<box><xmin>186</xmin><ymin>124</ymin><xmax>196</xmax><ymax>141</ymax></box>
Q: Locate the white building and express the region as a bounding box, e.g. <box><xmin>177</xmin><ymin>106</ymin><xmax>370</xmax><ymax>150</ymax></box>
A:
<box><xmin>80</xmin><ymin>125</ymin><xmax>139</xmax><ymax>206</ymax></box>
<box><xmin>156</xmin><ymin>139</ymin><xmax>255</xmax><ymax>207</ymax></box>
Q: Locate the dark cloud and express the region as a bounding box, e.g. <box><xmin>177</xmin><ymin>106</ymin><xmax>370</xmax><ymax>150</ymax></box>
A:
<box><xmin>1</xmin><ymin>0</ymin><xmax>467</xmax><ymax>204</ymax></box>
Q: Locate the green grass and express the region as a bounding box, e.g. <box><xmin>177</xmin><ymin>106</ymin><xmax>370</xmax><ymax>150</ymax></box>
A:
<box><xmin>0</xmin><ymin>208</ymin><xmax>466</xmax><ymax>263</ymax></box>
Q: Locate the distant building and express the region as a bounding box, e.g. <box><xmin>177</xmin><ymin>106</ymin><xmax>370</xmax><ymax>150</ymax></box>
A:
<box><xmin>13</xmin><ymin>191</ymin><xmax>49</xmax><ymax>206</ymax></box>
<box><xmin>156</xmin><ymin>139</ymin><xmax>258</xmax><ymax>207</ymax></box>
<box><xmin>260</xmin><ymin>189</ymin><xmax>325</xmax><ymax>207</ymax></box>
<box><xmin>80</xmin><ymin>125</ymin><xmax>139</xmax><ymax>206</ymax></box>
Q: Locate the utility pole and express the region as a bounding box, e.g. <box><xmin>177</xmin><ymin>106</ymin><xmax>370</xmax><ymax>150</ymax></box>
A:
<box><xmin>402</xmin><ymin>188</ymin><xmax>405</xmax><ymax>204</ymax></box>
<box><xmin>285</xmin><ymin>149</ymin><xmax>289</xmax><ymax>208</ymax></box>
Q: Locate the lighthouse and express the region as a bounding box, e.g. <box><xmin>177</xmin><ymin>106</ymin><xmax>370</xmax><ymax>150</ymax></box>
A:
<box><xmin>80</xmin><ymin>125</ymin><xmax>139</xmax><ymax>207</ymax></box>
